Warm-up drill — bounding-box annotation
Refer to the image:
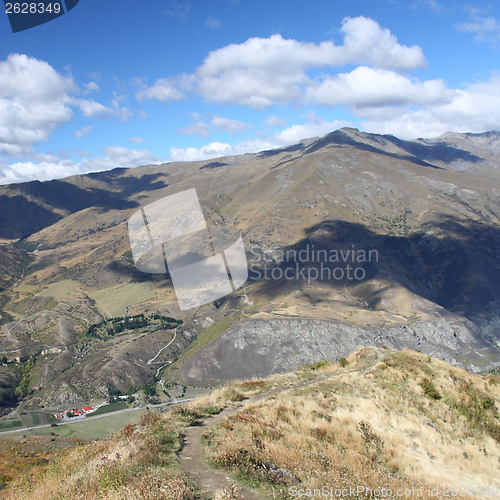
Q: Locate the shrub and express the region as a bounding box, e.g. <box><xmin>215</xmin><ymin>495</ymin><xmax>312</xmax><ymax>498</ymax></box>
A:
<box><xmin>481</xmin><ymin>396</ymin><xmax>495</xmax><ymax>410</ymax></box>
<box><xmin>338</xmin><ymin>357</ymin><xmax>348</xmax><ymax>368</ymax></box>
<box><xmin>419</xmin><ymin>378</ymin><xmax>441</xmax><ymax>400</ymax></box>
<box><xmin>222</xmin><ymin>388</ymin><xmax>246</xmax><ymax>402</ymax></box>
<box><xmin>307</xmin><ymin>360</ymin><xmax>330</xmax><ymax>371</ymax></box>
<box><xmin>239</xmin><ymin>379</ymin><xmax>265</xmax><ymax>390</ymax></box>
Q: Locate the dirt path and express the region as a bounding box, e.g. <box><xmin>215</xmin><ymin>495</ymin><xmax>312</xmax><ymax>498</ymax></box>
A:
<box><xmin>179</xmin><ymin>375</ymin><xmax>331</xmax><ymax>499</ymax></box>
<box><xmin>179</xmin><ymin>390</ymin><xmax>280</xmax><ymax>500</ymax></box>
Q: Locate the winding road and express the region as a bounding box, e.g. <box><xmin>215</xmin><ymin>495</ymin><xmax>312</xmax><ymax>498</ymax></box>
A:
<box><xmin>0</xmin><ymin>398</ymin><xmax>195</xmax><ymax>436</ymax></box>
<box><xmin>147</xmin><ymin>328</ymin><xmax>178</xmax><ymax>378</ymax></box>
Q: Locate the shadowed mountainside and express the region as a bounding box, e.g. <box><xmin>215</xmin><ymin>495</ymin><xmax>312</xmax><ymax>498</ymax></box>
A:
<box><xmin>1</xmin><ymin>127</ymin><xmax>500</xmax><ymax>408</ymax></box>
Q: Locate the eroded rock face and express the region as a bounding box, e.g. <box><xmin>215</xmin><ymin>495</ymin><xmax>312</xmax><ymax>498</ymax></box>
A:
<box><xmin>177</xmin><ymin>316</ymin><xmax>493</xmax><ymax>384</ymax></box>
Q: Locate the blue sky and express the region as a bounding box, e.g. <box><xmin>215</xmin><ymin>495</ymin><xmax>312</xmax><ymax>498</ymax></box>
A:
<box><xmin>1</xmin><ymin>0</ymin><xmax>500</xmax><ymax>184</ymax></box>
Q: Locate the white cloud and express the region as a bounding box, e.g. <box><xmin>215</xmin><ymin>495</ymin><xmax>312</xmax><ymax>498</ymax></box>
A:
<box><xmin>196</xmin><ymin>35</ymin><xmax>313</xmax><ymax>109</ymax></box>
<box><xmin>116</xmin><ymin>106</ymin><xmax>134</xmax><ymax>121</ymax></box>
<box><xmin>74</xmin><ymin>148</ymin><xmax>92</xmax><ymax>157</ymax></box>
<box><xmin>0</xmin><ymin>146</ymin><xmax>164</xmax><ymax>184</ymax></box>
<box><xmin>73</xmin><ymin>95</ymin><xmax>133</xmax><ymax>121</ymax></box>
<box><xmin>170</xmin><ymin>115</ymin><xmax>352</xmax><ymax>162</ymax></box>
<box><xmin>76</xmin><ymin>98</ymin><xmax>114</xmax><ymax>119</ymax></box>
<box><xmin>135</xmin><ymin>74</ymin><xmax>193</xmax><ymax>103</ymax></box>
<box><xmin>274</xmin><ymin>115</ymin><xmax>352</xmax><ymax>144</ymax></box>
<box><xmin>75</xmin><ymin>125</ymin><xmax>95</xmax><ymax>138</ymax></box>
<box><xmin>179</xmin><ymin>121</ymin><xmax>211</xmax><ymax>138</ymax></box>
<box><xmin>263</xmin><ymin>116</ymin><xmax>288</xmax><ymax>127</ymax></box>
<box><xmin>306</xmin><ymin>67</ymin><xmax>451</xmax><ymax>108</ymax></box>
<box><xmin>112</xmin><ymin>95</ymin><xmax>134</xmax><ymax>121</ymax></box>
<box><xmin>0</xmin><ymin>158</ymin><xmax>83</xmax><ymax>184</ymax></box>
<box><xmin>211</xmin><ymin>115</ymin><xmax>251</xmax><ymax>134</ymax></box>
<box><xmin>456</xmin><ymin>9</ymin><xmax>500</xmax><ymax>45</ymax></box>
<box><xmin>0</xmin><ymin>54</ymin><xmax>74</xmax><ymax>153</ymax></box>
<box><xmin>83</xmin><ymin>81</ymin><xmax>100</xmax><ymax>94</ymax></box>
<box><xmin>170</xmin><ymin>137</ymin><xmax>276</xmax><ymax>162</ymax></box>
<box><xmin>100</xmin><ymin>145</ymin><xmax>162</xmax><ymax>166</ymax></box>
<box><xmin>129</xmin><ymin>136</ymin><xmax>145</xmax><ymax>144</ymax></box>
<box><xmin>195</xmin><ymin>18</ymin><xmax>425</xmax><ymax>109</ymax></box>
<box><xmin>0</xmin><ymin>143</ymin><xmax>34</xmax><ymax>156</ymax></box>
<box><xmin>361</xmin><ymin>74</ymin><xmax>500</xmax><ymax>138</ymax></box>
<box><xmin>339</xmin><ymin>17</ymin><xmax>427</xmax><ymax>70</ymax></box>
<box><xmin>178</xmin><ymin>114</ymin><xmax>251</xmax><ymax>138</ymax></box>
<box><xmin>132</xmin><ymin>17</ymin><xmax>426</xmax><ymax>110</ymax></box>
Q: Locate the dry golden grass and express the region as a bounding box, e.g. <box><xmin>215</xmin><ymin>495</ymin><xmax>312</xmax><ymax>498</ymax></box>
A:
<box><xmin>4</xmin><ymin>412</ymin><xmax>195</xmax><ymax>500</ymax></box>
<box><xmin>203</xmin><ymin>348</ymin><xmax>500</xmax><ymax>499</ymax></box>
<box><xmin>4</xmin><ymin>347</ymin><xmax>500</xmax><ymax>500</ymax></box>
<box><xmin>213</xmin><ymin>485</ymin><xmax>240</xmax><ymax>499</ymax></box>
<box><xmin>2</xmin><ymin>376</ymin><xmax>273</xmax><ymax>499</ymax></box>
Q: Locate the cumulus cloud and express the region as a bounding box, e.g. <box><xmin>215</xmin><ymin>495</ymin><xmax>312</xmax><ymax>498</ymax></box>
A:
<box><xmin>195</xmin><ymin>35</ymin><xmax>314</xmax><ymax>109</ymax></box>
<box><xmin>263</xmin><ymin>116</ymin><xmax>288</xmax><ymax>127</ymax></box>
<box><xmin>211</xmin><ymin>115</ymin><xmax>251</xmax><ymax>134</ymax></box>
<box><xmin>75</xmin><ymin>125</ymin><xmax>95</xmax><ymax>138</ymax></box>
<box><xmin>361</xmin><ymin>74</ymin><xmax>500</xmax><ymax>139</ymax></box>
<box><xmin>129</xmin><ymin>136</ymin><xmax>145</xmax><ymax>144</ymax></box>
<box><xmin>83</xmin><ymin>81</ymin><xmax>100</xmax><ymax>94</ymax></box>
<box><xmin>170</xmin><ymin>115</ymin><xmax>352</xmax><ymax>162</ymax></box>
<box><xmin>274</xmin><ymin>115</ymin><xmax>352</xmax><ymax>144</ymax></box>
<box><xmin>306</xmin><ymin>67</ymin><xmax>452</xmax><ymax>108</ymax></box>
<box><xmin>76</xmin><ymin>98</ymin><xmax>113</xmax><ymax>118</ymax></box>
<box><xmin>0</xmin><ymin>146</ymin><xmax>164</xmax><ymax>184</ymax></box>
<box><xmin>179</xmin><ymin>121</ymin><xmax>211</xmax><ymax>138</ymax></box>
<box><xmin>72</xmin><ymin>95</ymin><xmax>133</xmax><ymax>121</ymax></box>
<box><xmin>137</xmin><ymin>17</ymin><xmax>425</xmax><ymax>110</ymax></box>
<box><xmin>194</xmin><ymin>17</ymin><xmax>426</xmax><ymax>109</ymax></box>
<box><xmin>170</xmin><ymin>137</ymin><xmax>277</xmax><ymax>162</ymax></box>
<box><xmin>338</xmin><ymin>17</ymin><xmax>426</xmax><ymax>70</ymax></box>
<box><xmin>135</xmin><ymin>74</ymin><xmax>193</xmax><ymax>103</ymax></box>
<box><xmin>0</xmin><ymin>53</ymin><xmax>74</xmax><ymax>153</ymax></box>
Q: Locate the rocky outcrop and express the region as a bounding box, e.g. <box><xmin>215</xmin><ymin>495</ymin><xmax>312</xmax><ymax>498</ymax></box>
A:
<box><xmin>177</xmin><ymin>316</ymin><xmax>495</xmax><ymax>384</ymax></box>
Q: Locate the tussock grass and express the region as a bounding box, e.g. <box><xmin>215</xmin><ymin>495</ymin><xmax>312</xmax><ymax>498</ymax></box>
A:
<box><xmin>4</xmin><ymin>347</ymin><xmax>500</xmax><ymax>499</ymax></box>
<box><xmin>204</xmin><ymin>348</ymin><xmax>500</xmax><ymax>498</ymax></box>
<box><xmin>4</xmin><ymin>411</ymin><xmax>194</xmax><ymax>500</ymax></box>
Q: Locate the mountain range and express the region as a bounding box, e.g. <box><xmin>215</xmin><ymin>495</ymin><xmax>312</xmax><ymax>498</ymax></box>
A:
<box><xmin>1</xmin><ymin>127</ymin><xmax>500</xmax><ymax>410</ymax></box>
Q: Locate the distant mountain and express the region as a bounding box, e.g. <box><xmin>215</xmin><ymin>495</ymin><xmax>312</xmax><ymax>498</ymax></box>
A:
<box><xmin>1</xmin><ymin>128</ymin><xmax>500</xmax><ymax>409</ymax></box>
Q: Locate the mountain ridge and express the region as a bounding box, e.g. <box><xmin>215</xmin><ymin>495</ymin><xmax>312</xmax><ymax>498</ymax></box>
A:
<box><xmin>1</xmin><ymin>127</ymin><xmax>500</xmax><ymax>409</ymax></box>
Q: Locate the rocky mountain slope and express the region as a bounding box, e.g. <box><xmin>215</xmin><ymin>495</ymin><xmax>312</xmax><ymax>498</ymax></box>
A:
<box><xmin>0</xmin><ymin>128</ymin><xmax>500</xmax><ymax>408</ymax></box>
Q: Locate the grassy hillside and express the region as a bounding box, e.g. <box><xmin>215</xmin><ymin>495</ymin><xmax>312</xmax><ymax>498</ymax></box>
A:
<box><xmin>2</xmin><ymin>346</ymin><xmax>500</xmax><ymax>499</ymax></box>
<box><xmin>204</xmin><ymin>348</ymin><xmax>500</xmax><ymax>497</ymax></box>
